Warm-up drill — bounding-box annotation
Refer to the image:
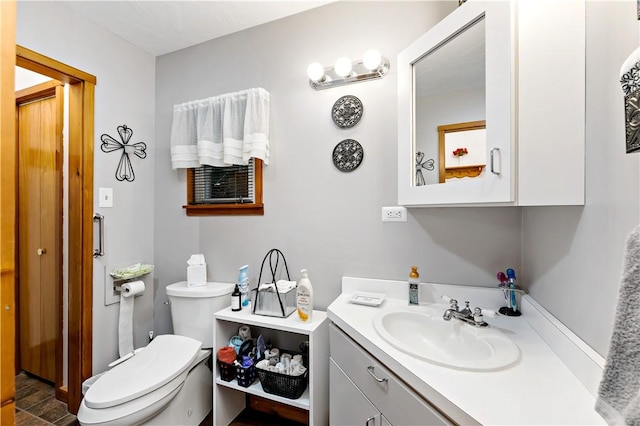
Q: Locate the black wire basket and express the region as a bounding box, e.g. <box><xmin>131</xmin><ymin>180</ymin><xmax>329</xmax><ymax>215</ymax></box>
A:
<box><xmin>217</xmin><ymin>360</ymin><xmax>235</xmax><ymax>382</ymax></box>
<box><xmin>256</xmin><ymin>367</ymin><xmax>308</xmax><ymax>399</ymax></box>
<box><xmin>235</xmin><ymin>364</ymin><xmax>257</xmax><ymax>388</ymax></box>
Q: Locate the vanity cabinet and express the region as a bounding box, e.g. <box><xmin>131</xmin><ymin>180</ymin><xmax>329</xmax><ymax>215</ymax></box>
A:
<box><xmin>212</xmin><ymin>307</ymin><xmax>329</xmax><ymax>425</ymax></box>
<box><xmin>397</xmin><ymin>0</ymin><xmax>585</xmax><ymax>207</ymax></box>
<box><xmin>329</xmin><ymin>323</ymin><xmax>452</xmax><ymax>426</ymax></box>
<box><xmin>330</xmin><ymin>360</ymin><xmax>392</xmax><ymax>426</ymax></box>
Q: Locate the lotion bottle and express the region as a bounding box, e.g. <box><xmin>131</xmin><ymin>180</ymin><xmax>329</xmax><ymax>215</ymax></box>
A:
<box><xmin>409</xmin><ymin>266</ymin><xmax>420</xmax><ymax>305</ymax></box>
<box><xmin>296</xmin><ymin>269</ymin><xmax>313</xmax><ymax>323</ymax></box>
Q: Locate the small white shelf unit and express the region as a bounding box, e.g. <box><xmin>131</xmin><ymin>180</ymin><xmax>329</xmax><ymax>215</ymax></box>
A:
<box><xmin>212</xmin><ymin>305</ymin><xmax>329</xmax><ymax>425</ymax></box>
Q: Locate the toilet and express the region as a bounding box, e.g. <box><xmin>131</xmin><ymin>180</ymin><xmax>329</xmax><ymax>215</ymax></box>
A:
<box><xmin>78</xmin><ymin>281</ymin><xmax>234</xmax><ymax>426</ymax></box>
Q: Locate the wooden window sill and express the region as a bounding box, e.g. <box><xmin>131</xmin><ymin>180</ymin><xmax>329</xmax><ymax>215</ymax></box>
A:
<box><xmin>183</xmin><ymin>203</ymin><xmax>264</xmax><ymax>216</ymax></box>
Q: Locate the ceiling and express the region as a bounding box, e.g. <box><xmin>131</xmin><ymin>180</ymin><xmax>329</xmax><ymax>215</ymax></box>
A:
<box><xmin>56</xmin><ymin>1</ymin><xmax>334</xmax><ymax>57</ymax></box>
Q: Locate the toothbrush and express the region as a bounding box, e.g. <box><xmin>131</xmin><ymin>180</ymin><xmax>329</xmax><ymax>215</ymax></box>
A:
<box><xmin>506</xmin><ymin>268</ymin><xmax>518</xmax><ymax>312</ymax></box>
<box><xmin>496</xmin><ymin>271</ymin><xmax>509</xmax><ymax>307</ymax></box>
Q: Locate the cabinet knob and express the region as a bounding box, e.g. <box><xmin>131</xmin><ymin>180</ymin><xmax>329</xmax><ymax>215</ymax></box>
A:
<box><xmin>37</xmin><ymin>248</ymin><xmax>47</xmax><ymax>256</ymax></box>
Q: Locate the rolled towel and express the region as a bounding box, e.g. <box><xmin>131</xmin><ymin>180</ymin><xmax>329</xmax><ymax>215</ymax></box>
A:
<box><xmin>258</xmin><ymin>283</ymin><xmax>276</xmax><ymax>292</ymax></box>
<box><xmin>268</xmin><ymin>348</ymin><xmax>279</xmax><ymax>360</ymax></box>
<box><xmin>256</xmin><ymin>359</ymin><xmax>270</xmax><ymax>370</ymax></box>
<box><xmin>276</xmin><ymin>280</ymin><xmax>296</xmax><ymax>293</ymax></box>
<box><xmin>228</xmin><ymin>336</ymin><xmax>243</xmax><ymax>354</ymax></box>
<box><xmin>217</xmin><ymin>346</ymin><xmax>237</xmax><ymax>364</ymax></box>
<box><xmin>239</xmin><ymin>325</ymin><xmax>251</xmax><ymax>341</ymax></box>
<box><xmin>292</xmin><ymin>354</ymin><xmax>303</xmax><ymax>364</ymax></box>
<box><xmin>275</xmin><ymin>362</ymin><xmax>285</xmax><ymax>374</ymax></box>
<box><xmin>290</xmin><ymin>365</ymin><xmax>307</xmax><ymax>377</ymax></box>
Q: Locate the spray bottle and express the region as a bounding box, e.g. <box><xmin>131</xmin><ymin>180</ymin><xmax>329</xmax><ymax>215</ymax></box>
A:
<box><xmin>237</xmin><ymin>265</ymin><xmax>250</xmax><ymax>307</ymax></box>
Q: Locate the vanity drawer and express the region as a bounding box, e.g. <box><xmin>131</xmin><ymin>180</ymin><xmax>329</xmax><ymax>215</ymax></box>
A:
<box><xmin>330</xmin><ymin>324</ymin><xmax>451</xmax><ymax>426</ymax></box>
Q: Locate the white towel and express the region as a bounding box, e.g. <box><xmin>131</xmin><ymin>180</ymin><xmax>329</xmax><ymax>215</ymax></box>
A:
<box><xmin>258</xmin><ymin>280</ymin><xmax>296</xmax><ymax>293</ymax></box>
<box><xmin>170</xmin><ymin>88</ymin><xmax>270</xmax><ymax>169</ymax></box>
<box><xmin>596</xmin><ymin>225</ymin><xmax>640</xmax><ymax>424</ymax></box>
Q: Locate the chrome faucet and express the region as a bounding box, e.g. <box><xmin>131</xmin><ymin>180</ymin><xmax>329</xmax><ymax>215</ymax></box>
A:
<box><xmin>442</xmin><ymin>297</ymin><xmax>494</xmax><ymax>327</ymax></box>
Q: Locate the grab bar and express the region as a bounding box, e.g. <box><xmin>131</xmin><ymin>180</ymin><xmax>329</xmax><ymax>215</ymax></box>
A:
<box><xmin>93</xmin><ymin>213</ymin><xmax>104</xmax><ymax>257</ymax></box>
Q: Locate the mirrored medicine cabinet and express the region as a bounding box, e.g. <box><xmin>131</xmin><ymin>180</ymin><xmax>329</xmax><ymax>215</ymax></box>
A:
<box><xmin>397</xmin><ymin>0</ymin><xmax>586</xmax><ymax>207</ymax></box>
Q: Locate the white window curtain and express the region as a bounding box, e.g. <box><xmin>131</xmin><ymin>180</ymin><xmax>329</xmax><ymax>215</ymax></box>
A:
<box><xmin>170</xmin><ymin>87</ymin><xmax>270</xmax><ymax>169</ymax></box>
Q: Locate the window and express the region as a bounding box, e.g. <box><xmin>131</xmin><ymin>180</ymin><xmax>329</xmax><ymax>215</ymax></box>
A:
<box><xmin>184</xmin><ymin>158</ymin><xmax>263</xmax><ymax>216</ymax></box>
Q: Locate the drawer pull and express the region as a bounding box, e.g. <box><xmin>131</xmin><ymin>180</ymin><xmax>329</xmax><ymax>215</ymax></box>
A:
<box><xmin>367</xmin><ymin>366</ymin><xmax>388</xmax><ymax>383</ymax></box>
<box><xmin>366</xmin><ymin>415</ymin><xmax>376</xmax><ymax>426</ymax></box>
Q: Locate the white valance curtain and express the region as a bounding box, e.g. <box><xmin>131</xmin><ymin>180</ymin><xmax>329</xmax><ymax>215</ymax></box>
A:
<box><xmin>170</xmin><ymin>87</ymin><xmax>270</xmax><ymax>169</ymax></box>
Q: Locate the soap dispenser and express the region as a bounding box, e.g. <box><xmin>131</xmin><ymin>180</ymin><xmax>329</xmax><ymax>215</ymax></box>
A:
<box><xmin>409</xmin><ymin>266</ymin><xmax>420</xmax><ymax>305</ymax></box>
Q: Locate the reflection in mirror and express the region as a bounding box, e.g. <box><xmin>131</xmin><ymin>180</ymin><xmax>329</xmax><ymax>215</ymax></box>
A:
<box><xmin>438</xmin><ymin>120</ymin><xmax>486</xmax><ymax>183</ymax></box>
<box><xmin>413</xmin><ymin>17</ymin><xmax>485</xmax><ymax>186</ymax></box>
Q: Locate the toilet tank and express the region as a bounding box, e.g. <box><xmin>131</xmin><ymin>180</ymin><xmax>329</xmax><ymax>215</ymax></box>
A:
<box><xmin>165</xmin><ymin>281</ymin><xmax>234</xmax><ymax>348</ymax></box>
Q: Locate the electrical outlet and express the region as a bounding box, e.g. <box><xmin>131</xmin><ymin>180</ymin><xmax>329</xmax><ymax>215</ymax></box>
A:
<box><xmin>381</xmin><ymin>206</ymin><xmax>407</xmax><ymax>222</ymax></box>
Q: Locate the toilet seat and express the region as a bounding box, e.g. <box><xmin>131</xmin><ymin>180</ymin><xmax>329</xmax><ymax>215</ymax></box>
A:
<box><xmin>85</xmin><ymin>334</ymin><xmax>202</xmax><ymax>409</ymax></box>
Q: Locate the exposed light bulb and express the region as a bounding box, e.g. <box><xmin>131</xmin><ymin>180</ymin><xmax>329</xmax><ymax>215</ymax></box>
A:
<box><xmin>334</xmin><ymin>57</ymin><xmax>353</xmax><ymax>77</ymax></box>
<box><xmin>307</xmin><ymin>62</ymin><xmax>325</xmax><ymax>82</ymax></box>
<box><xmin>363</xmin><ymin>49</ymin><xmax>382</xmax><ymax>70</ymax></box>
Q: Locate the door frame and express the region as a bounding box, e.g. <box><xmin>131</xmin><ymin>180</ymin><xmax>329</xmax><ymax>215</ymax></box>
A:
<box><xmin>15</xmin><ymin>46</ymin><xmax>95</xmax><ymax>414</ymax></box>
<box><xmin>1</xmin><ymin>1</ymin><xmax>17</xmax><ymax>423</ymax></box>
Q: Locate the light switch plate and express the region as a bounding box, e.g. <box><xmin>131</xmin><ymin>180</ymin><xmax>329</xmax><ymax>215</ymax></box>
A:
<box><xmin>99</xmin><ymin>187</ymin><xmax>113</xmax><ymax>207</ymax></box>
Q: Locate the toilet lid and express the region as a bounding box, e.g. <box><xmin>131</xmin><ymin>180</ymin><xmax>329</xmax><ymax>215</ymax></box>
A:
<box><xmin>166</xmin><ymin>281</ymin><xmax>235</xmax><ymax>298</ymax></box>
<box><xmin>84</xmin><ymin>334</ymin><xmax>201</xmax><ymax>409</ymax></box>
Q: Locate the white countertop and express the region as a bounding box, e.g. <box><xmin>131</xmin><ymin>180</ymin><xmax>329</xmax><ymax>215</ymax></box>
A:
<box><xmin>327</xmin><ymin>277</ymin><xmax>606</xmax><ymax>425</ymax></box>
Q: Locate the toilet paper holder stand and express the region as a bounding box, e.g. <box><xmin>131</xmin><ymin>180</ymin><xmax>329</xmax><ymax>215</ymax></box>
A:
<box><xmin>113</xmin><ymin>275</ymin><xmax>150</xmax><ymax>293</ymax></box>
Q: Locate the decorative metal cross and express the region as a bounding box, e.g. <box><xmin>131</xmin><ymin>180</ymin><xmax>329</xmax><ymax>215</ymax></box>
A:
<box><xmin>415</xmin><ymin>151</ymin><xmax>434</xmax><ymax>186</ymax></box>
<box><xmin>100</xmin><ymin>125</ymin><xmax>147</xmax><ymax>182</ymax></box>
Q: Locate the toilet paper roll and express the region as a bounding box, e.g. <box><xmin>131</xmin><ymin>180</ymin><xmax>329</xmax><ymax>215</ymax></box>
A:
<box><xmin>121</xmin><ymin>280</ymin><xmax>145</xmax><ymax>297</ymax></box>
<box><xmin>118</xmin><ymin>280</ymin><xmax>145</xmax><ymax>357</ymax></box>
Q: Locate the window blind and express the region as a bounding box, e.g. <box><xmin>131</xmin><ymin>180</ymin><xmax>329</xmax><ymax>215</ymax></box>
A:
<box><xmin>192</xmin><ymin>158</ymin><xmax>255</xmax><ymax>204</ymax></box>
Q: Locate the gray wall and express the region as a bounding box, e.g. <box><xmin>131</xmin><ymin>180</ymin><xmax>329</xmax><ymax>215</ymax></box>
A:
<box><xmin>17</xmin><ymin>2</ymin><xmax>156</xmax><ymax>374</ymax></box>
<box><xmin>154</xmin><ymin>0</ymin><xmax>640</xmax><ymax>358</ymax></box>
<box><xmin>153</xmin><ymin>1</ymin><xmax>522</xmax><ymax>336</ymax></box>
<box><xmin>16</xmin><ymin>0</ymin><xmax>636</xmax><ymax>369</ymax></box>
<box><xmin>522</xmin><ymin>1</ymin><xmax>640</xmax><ymax>356</ymax></box>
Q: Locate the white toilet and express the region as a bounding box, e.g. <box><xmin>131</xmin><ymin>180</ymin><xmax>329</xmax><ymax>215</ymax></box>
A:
<box><xmin>78</xmin><ymin>281</ymin><xmax>234</xmax><ymax>426</ymax></box>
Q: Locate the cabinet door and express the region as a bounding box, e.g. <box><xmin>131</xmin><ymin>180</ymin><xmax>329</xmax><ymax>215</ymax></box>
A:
<box><xmin>397</xmin><ymin>1</ymin><xmax>514</xmax><ymax>206</ymax></box>
<box><xmin>330</xmin><ymin>324</ymin><xmax>451</xmax><ymax>426</ymax></box>
<box><xmin>330</xmin><ymin>359</ymin><xmax>382</xmax><ymax>426</ymax></box>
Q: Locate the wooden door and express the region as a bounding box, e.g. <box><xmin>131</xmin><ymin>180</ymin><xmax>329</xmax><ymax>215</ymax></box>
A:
<box><xmin>17</xmin><ymin>82</ymin><xmax>62</xmax><ymax>383</ymax></box>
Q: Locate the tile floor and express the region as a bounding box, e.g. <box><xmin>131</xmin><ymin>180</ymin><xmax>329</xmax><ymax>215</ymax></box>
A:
<box><xmin>15</xmin><ymin>372</ymin><xmax>77</xmax><ymax>426</ymax></box>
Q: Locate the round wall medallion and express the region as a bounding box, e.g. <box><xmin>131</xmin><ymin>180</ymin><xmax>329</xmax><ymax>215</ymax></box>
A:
<box><xmin>333</xmin><ymin>139</ymin><xmax>364</xmax><ymax>172</ymax></box>
<box><xmin>331</xmin><ymin>95</ymin><xmax>363</xmax><ymax>128</ymax></box>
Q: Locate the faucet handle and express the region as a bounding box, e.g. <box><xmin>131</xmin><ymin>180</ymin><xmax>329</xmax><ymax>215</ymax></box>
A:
<box><xmin>480</xmin><ymin>308</ymin><xmax>498</xmax><ymax>318</ymax></box>
<box><xmin>441</xmin><ymin>295</ymin><xmax>458</xmax><ymax>310</ymax></box>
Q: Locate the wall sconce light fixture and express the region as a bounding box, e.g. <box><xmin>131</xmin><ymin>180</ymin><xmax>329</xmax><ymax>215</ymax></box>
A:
<box><xmin>307</xmin><ymin>49</ymin><xmax>390</xmax><ymax>90</ymax></box>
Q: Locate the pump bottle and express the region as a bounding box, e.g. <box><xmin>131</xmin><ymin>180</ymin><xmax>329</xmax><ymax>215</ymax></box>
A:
<box><xmin>409</xmin><ymin>266</ymin><xmax>420</xmax><ymax>305</ymax></box>
<box><xmin>296</xmin><ymin>269</ymin><xmax>314</xmax><ymax>323</ymax></box>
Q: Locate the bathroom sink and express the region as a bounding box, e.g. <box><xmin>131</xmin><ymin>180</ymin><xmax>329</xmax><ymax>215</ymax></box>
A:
<box><xmin>372</xmin><ymin>305</ymin><xmax>520</xmax><ymax>371</ymax></box>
